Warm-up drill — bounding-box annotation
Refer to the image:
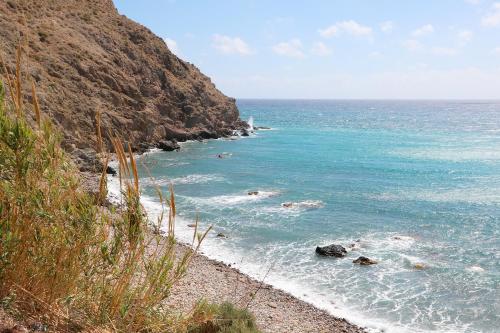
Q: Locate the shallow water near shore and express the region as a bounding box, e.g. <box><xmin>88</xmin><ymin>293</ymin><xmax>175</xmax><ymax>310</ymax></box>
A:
<box><xmin>112</xmin><ymin>100</ymin><xmax>499</xmax><ymax>333</ymax></box>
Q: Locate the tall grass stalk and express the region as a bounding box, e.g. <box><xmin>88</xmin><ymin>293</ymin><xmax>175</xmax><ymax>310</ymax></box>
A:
<box><xmin>0</xmin><ymin>46</ymin><xmax>212</xmax><ymax>332</ymax></box>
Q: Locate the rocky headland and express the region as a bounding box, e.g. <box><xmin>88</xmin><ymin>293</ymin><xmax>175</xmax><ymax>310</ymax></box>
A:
<box><xmin>0</xmin><ymin>0</ymin><xmax>246</xmax><ymax>170</ymax></box>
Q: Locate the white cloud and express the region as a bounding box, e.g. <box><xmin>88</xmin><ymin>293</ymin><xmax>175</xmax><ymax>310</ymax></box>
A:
<box><xmin>412</xmin><ymin>24</ymin><xmax>434</xmax><ymax>37</ymax></box>
<box><xmin>431</xmin><ymin>47</ymin><xmax>458</xmax><ymax>56</ymax></box>
<box><xmin>380</xmin><ymin>21</ymin><xmax>394</xmax><ymax>33</ymax></box>
<box><xmin>164</xmin><ymin>38</ymin><xmax>180</xmax><ymax>55</ymax></box>
<box><xmin>319</xmin><ymin>20</ymin><xmax>372</xmax><ymax>38</ymax></box>
<box><xmin>319</xmin><ymin>25</ymin><xmax>339</xmax><ymax>38</ymax></box>
<box><xmin>458</xmin><ymin>30</ymin><xmax>473</xmax><ymax>45</ymax></box>
<box><xmin>311</xmin><ymin>42</ymin><xmax>332</xmax><ymax>56</ymax></box>
<box><xmin>403</xmin><ymin>39</ymin><xmax>423</xmax><ymax>51</ymax></box>
<box><xmin>482</xmin><ymin>3</ymin><xmax>500</xmax><ymax>27</ymax></box>
<box><xmin>212</xmin><ymin>34</ymin><xmax>252</xmax><ymax>55</ymax></box>
<box><xmin>338</xmin><ymin>20</ymin><xmax>373</xmax><ymax>36</ymax></box>
<box><xmin>272</xmin><ymin>39</ymin><xmax>305</xmax><ymax>58</ymax></box>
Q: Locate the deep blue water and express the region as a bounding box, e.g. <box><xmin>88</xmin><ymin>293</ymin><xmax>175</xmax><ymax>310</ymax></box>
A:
<box><xmin>131</xmin><ymin>100</ymin><xmax>500</xmax><ymax>333</ymax></box>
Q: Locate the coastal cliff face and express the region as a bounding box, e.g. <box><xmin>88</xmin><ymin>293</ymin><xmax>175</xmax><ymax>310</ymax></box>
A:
<box><xmin>0</xmin><ymin>0</ymin><xmax>245</xmax><ymax>154</ymax></box>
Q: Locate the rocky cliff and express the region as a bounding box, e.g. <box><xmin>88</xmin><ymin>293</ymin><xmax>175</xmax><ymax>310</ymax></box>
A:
<box><xmin>0</xmin><ymin>0</ymin><xmax>246</xmax><ymax>155</ymax></box>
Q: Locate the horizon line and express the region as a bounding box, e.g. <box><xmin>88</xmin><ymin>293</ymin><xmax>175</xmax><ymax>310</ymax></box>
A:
<box><xmin>234</xmin><ymin>98</ymin><xmax>500</xmax><ymax>101</ymax></box>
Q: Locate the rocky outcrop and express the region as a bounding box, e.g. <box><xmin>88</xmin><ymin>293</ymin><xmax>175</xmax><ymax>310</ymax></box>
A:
<box><xmin>0</xmin><ymin>0</ymin><xmax>246</xmax><ymax>163</ymax></box>
<box><xmin>315</xmin><ymin>244</ymin><xmax>347</xmax><ymax>258</ymax></box>
<box><xmin>157</xmin><ymin>140</ymin><xmax>180</xmax><ymax>152</ymax></box>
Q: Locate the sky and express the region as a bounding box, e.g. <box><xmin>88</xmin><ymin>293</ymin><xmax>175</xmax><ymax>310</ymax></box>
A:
<box><xmin>114</xmin><ymin>0</ymin><xmax>500</xmax><ymax>99</ymax></box>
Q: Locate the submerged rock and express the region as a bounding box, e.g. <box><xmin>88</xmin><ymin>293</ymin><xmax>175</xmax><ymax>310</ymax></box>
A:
<box><xmin>248</xmin><ymin>191</ymin><xmax>259</xmax><ymax>196</ymax></box>
<box><xmin>414</xmin><ymin>263</ymin><xmax>426</xmax><ymax>270</ymax></box>
<box><xmin>353</xmin><ymin>256</ymin><xmax>377</xmax><ymax>265</ymax></box>
<box><xmin>315</xmin><ymin>244</ymin><xmax>347</xmax><ymax>257</ymax></box>
<box><xmin>216</xmin><ymin>233</ymin><xmax>227</xmax><ymax>238</ymax></box>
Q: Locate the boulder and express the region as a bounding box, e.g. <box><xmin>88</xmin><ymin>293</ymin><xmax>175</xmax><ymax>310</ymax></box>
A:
<box><xmin>106</xmin><ymin>165</ymin><xmax>117</xmax><ymax>175</ymax></box>
<box><xmin>248</xmin><ymin>191</ymin><xmax>259</xmax><ymax>196</ymax></box>
<box><xmin>157</xmin><ymin>140</ymin><xmax>180</xmax><ymax>152</ymax></box>
<box><xmin>353</xmin><ymin>256</ymin><xmax>377</xmax><ymax>265</ymax></box>
<box><xmin>216</xmin><ymin>233</ymin><xmax>227</xmax><ymax>238</ymax></box>
<box><xmin>315</xmin><ymin>244</ymin><xmax>347</xmax><ymax>257</ymax></box>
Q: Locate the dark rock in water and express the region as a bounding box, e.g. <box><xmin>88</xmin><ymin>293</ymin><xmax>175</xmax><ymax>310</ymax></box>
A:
<box><xmin>187</xmin><ymin>224</ymin><xmax>196</xmax><ymax>228</ymax></box>
<box><xmin>281</xmin><ymin>202</ymin><xmax>293</xmax><ymax>208</ymax></box>
<box><xmin>315</xmin><ymin>244</ymin><xmax>347</xmax><ymax>257</ymax></box>
<box><xmin>157</xmin><ymin>140</ymin><xmax>180</xmax><ymax>152</ymax></box>
<box><xmin>198</xmin><ymin>129</ymin><xmax>218</xmax><ymax>140</ymax></box>
<box><xmin>248</xmin><ymin>191</ymin><xmax>259</xmax><ymax>196</ymax></box>
<box><xmin>254</xmin><ymin>126</ymin><xmax>271</xmax><ymax>130</ymax></box>
<box><xmin>216</xmin><ymin>233</ymin><xmax>227</xmax><ymax>238</ymax></box>
<box><xmin>106</xmin><ymin>165</ymin><xmax>117</xmax><ymax>176</ymax></box>
<box><xmin>136</xmin><ymin>142</ymin><xmax>151</xmax><ymax>153</ymax></box>
<box><xmin>353</xmin><ymin>256</ymin><xmax>377</xmax><ymax>265</ymax></box>
<box><xmin>241</xmin><ymin>129</ymin><xmax>250</xmax><ymax>137</ymax></box>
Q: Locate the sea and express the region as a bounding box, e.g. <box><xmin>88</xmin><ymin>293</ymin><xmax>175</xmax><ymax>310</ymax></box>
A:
<box><xmin>109</xmin><ymin>100</ymin><xmax>500</xmax><ymax>333</ymax></box>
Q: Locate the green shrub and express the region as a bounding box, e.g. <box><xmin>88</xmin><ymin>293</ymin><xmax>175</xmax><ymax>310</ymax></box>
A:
<box><xmin>189</xmin><ymin>301</ymin><xmax>260</xmax><ymax>333</ymax></box>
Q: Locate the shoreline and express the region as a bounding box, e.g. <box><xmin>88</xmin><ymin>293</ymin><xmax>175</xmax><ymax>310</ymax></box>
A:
<box><xmin>168</xmin><ymin>242</ymin><xmax>366</xmax><ymax>333</ymax></box>
<box><xmin>105</xmin><ymin>152</ymin><xmax>369</xmax><ymax>333</ymax></box>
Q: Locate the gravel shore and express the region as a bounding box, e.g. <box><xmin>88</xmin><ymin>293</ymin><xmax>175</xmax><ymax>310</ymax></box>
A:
<box><xmin>167</xmin><ymin>243</ymin><xmax>366</xmax><ymax>333</ymax></box>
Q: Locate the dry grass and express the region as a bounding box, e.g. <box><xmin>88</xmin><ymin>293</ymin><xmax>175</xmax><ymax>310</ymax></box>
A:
<box><xmin>0</xmin><ymin>46</ymin><xmax>258</xmax><ymax>332</ymax></box>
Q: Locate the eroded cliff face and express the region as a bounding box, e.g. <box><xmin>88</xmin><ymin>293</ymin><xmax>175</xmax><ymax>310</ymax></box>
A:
<box><xmin>0</xmin><ymin>0</ymin><xmax>245</xmax><ymax>154</ymax></box>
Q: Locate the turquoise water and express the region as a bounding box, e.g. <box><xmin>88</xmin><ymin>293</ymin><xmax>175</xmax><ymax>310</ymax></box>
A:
<box><xmin>133</xmin><ymin>100</ymin><xmax>500</xmax><ymax>332</ymax></box>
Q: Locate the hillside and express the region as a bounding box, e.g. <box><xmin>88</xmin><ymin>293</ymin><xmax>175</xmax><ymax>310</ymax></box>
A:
<box><xmin>0</xmin><ymin>0</ymin><xmax>246</xmax><ymax>156</ymax></box>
